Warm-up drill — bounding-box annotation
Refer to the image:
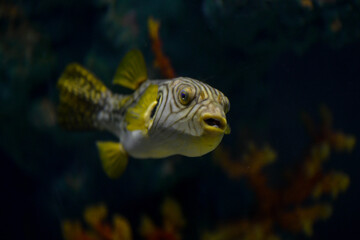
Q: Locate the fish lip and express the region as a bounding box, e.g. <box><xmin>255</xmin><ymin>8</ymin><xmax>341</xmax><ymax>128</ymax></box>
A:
<box><xmin>201</xmin><ymin>114</ymin><xmax>227</xmax><ymax>133</ymax></box>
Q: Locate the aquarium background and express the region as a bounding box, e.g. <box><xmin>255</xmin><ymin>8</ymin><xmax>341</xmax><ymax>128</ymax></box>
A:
<box><xmin>1</xmin><ymin>0</ymin><xmax>360</xmax><ymax>239</ymax></box>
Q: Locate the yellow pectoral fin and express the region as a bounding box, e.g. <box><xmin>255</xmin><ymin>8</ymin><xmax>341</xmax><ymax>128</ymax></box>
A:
<box><xmin>125</xmin><ymin>84</ymin><xmax>158</xmax><ymax>132</ymax></box>
<box><xmin>96</xmin><ymin>141</ymin><xmax>128</xmax><ymax>179</ymax></box>
<box><xmin>113</xmin><ymin>49</ymin><xmax>148</xmax><ymax>90</ymax></box>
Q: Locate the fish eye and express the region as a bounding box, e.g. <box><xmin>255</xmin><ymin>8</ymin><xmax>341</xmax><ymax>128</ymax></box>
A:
<box><xmin>179</xmin><ymin>87</ymin><xmax>194</xmax><ymax>105</ymax></box>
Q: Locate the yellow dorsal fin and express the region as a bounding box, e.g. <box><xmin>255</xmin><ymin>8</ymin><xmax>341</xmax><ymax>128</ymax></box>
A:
<box><xmin>125</xmin><ymin>84</ymin><xmax>158</xmax><ymax>132</ymax></box>
<box><xmin>113</xmin><ymin>49</ymin><xmax>148</xmax><ymax>90</ymax></box>
<box><xmin>96</xmin><ymin>141</ymin><xmax>128</xmax><ymax>179</ymax></box>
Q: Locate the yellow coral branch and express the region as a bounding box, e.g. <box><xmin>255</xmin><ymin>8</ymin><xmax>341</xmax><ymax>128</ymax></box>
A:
<box><xmin>279</xmin><ymin>204</ymin><xmax>332</xmax><ymax>236</ymax></box>
<box><xmin>313</xmin><ymin>171</ymin><xmax>350</xmax><ymax>199</ymax></box>
<box><xmin>214</xmin><ymin>144</ymin><xmax>276</xmax><ymax>178</ymax></box>
<box><xmin>62</xmin><ymin>204</ymin><xmax>132</xmax><ymax>240</ymax></box>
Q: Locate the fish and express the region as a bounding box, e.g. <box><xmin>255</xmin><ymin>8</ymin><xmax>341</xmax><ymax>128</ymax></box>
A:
<box><xmin>57</xmin><ymin>49</ymin><xmax>230</xmax><ymax>178</ymax></box>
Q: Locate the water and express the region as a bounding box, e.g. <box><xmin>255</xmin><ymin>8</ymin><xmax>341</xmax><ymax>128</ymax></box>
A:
<box><xmin>1</xmin><ymin>0</ymin><xmax>360</xmax><ymax>239</ymax></box>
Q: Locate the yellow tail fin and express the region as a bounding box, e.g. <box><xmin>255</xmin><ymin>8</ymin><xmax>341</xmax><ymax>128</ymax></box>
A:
<box><xmin>57</xmin><ymin>63</ymin><xmax>110</xmax><ymax>130</ymax></box>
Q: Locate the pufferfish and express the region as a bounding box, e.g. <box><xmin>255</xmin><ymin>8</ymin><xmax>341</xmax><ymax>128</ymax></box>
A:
<box><xmin>57</xmin><ymin>49</ymin><xmax>230</xmax><ymax>178</ymax></box>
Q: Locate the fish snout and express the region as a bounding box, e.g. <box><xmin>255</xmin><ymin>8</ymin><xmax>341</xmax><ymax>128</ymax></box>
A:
<box><xmin>201</xmin><ymin>113</ymin><xmax>227</xmax><ymax>134</ymax></box>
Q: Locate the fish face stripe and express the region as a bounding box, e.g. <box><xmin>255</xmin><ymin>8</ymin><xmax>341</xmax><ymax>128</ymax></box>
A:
<box><xmin>166</xmin><ymin>103</ymin><xmax>198</xmax><ymax>128</ymax></box>
<box><xmin>166</xmin><ymin>102</ymin><xmax>206</xmax><ymax>136</ymax></box>
<box><xmin>209</xmin><ymin>88</ymin><xmax>216</xmax><ymax>99</ymax></box>
<box><xmin>168</xmin><ymin>100</ymin><xmax>205</xmax><ymax>127</ymax></box>
<box><xmin>153</xmin><ymin>86</ymin><xmax>173</xmax><ymax>131</ymax></box>
<box><xmin>189</xmin><ymin>116</ymin><xmax>199</xmax><ymax>136</ymax></box>
<box><xmin>187</xmin><ymin>104</ymin><xmax>208</xmax><ymax>136</ymax></box>
<box><xmin>187</xmin><ymin>107</ymin><xmax>202</xmax><ymax>136</ymax></box>
<box><xmin>151</xmin><ymin>88</ymin><xmax>168</xmax><ymax>132</ymax></box>
<box><xmin>161</xmin><ymin>106</ymin><xmax>176</xmax><ymax>129</ymax></box>
<box><xmin>172</xmin><ymin>94</ymin><xmax>182</xmax><ymax>109</ymax></box>
<box><xmin>204</xmin><ymin>88</ymin><xmax>211</xmax><ymax>100</ymax></box>
<box><xmin>151</xmin><ymin>115</ymin><xmax>180</xmax><ymax>140</ymax></box>
<box><xmin>171</xmin><ymin>84</ymin><xmax>178</xmax><ymax>107</ymax></box>
<box><xmin>193</xmin><ymin>86</ymin><xmax>199</xmax><ymax>103</ymax></box>
<box><xmin>156</xmin><ymin>88</ymin><xmax>173</xmax><ymax>126</ymax></box>
<box><xmin>206</xmin><ymin>84</ymin><xmax>215</xmax><ymax>97</ymax></box>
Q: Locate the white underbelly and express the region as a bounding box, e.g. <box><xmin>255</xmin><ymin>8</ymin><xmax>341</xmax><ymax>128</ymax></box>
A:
<box><xmin>120</xmin><ymin>129</ymin><xmax>222</xmax><ymax>159</ymax></box>
<box><xmin>121</xmin><ymin>130</ymin><xmax>174</xmax><ymax>158</ymax></box>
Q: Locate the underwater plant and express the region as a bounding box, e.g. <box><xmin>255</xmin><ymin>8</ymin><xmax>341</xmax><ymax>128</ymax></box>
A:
<box><xmin>62</xmin><ymin>204</ymin><xmax>132</xmax><ymax>240</ymax></box>
<box><xmin>140</xmin><ymin>198</ymin><xmax>186</xmax><ymax>240</ymax></box>
<box><xmin>208</xmin><ymin>106</ymin><xmax>354</xmax><ymax>239</ymax></box>
<box><xmin>61</xmin><ymin>198</ymin><xmax>185</xmax><ymax>240</ymax></box>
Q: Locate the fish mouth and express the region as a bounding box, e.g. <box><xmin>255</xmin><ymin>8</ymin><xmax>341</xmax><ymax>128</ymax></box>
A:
<box><xmin>201</xmin><ymin>114</ymin><xmax>227</xmax><ymax>133</ymax></box>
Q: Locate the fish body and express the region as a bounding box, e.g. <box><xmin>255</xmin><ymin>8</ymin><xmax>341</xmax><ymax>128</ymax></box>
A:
<box><xmin>57</xmin><ymin>50</ymin><xmax>230</xmax><ymax>178</ymax></box>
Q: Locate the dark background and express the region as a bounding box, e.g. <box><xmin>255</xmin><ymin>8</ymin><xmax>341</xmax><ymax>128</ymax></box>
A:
<box><xmin>1</xmin><ymin>0</ymin><xmax>360</xmax><ymax>239</ymax></box>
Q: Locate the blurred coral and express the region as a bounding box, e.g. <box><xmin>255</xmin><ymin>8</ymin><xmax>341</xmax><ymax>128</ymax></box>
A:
<box><xmin>148</xmin><ymin>17</ymin><xmax>175</xmax><ymax>79</ymax></box>
<box><xmin>214</xmin><ymin>144</ymin><xmax>277</xmax><ymax>179</ymax></box>
<box><xmin>62</xmin><ymin>198</ymin><xmax>184</xmax><ymax>240</ymax></box>
<box><xmin>62</xmin><ymin>204</ymin><xmax>132</xmax><ymax>240</ymax></box>
<box><xmin>300</xmin><ymin>0</ymin><xmax>314</xmax><ymax>10</ymax></box>
<box><xmin>203</xmin><ymin>220</ymin><xmax>280</xmax><ymax>240</ymax></box>
<box><xmin>140</xmin><ymin>198</ymin><xmax>185</xmax><ymax>240</ymax></box>
<box><xmin>312</xmin><ymin>171</ymin><xmax>350</xmax><ymax>199</ymax></box>
<box><xmin>211</xmin><ymin>106</ymin><xmax>355</xmax><ymax>239</ymax></box>
<box><xmin>278</xmin><ymin>204</ymin><xmax>332</xmax><ymax>236</ymax></box>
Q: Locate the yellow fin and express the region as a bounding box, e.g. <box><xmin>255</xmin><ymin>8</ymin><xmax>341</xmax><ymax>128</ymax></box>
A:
<box><xmin>97</xmin><ymin>141</ymin><xmax>128</xmax><ymax>179</ymax></box>
<box><xmin>113</xmin><ymin>49</ymin><xmax>148</xmax><ymax>90</ymax></box>
<box><xmin>57</xmin><ymin>63</ymin><xmax>109</xmax><ymax>130</ymax></box>
<box><xmin>125</xmin><ymin>84</ymin><xmax>158</xmax><ymax>132</ymax></box>
<box><xmin>225</xmin><ymin>124</ymin><xmax>231</xmax><ymax>135</ymax></box>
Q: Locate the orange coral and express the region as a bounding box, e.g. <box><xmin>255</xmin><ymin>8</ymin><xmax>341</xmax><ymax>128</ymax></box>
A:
<box><xmin>312</xmin><ymin>171</ymin><xmax>350</xmax><ymax>199</ymax></box>
<box><xmin>148</xmin><ymin>17</ymin><xmax>176</xmax><ymax>79</ymax></box>
<box><xmin>211</xmin><ymin>106</ymin><xmax>354</xmax><ymax>239</ymax></box>
<box><xmin>62</xmin><ymin>204</ymin><xmax>132</xmax><ymax>240</ymax></box>
<box><xmin>62</xmin><ymin>199</ymin><xmax>184</xmax><ymax>240</ymax></box>
<box><xmin>203</xmin><ymin>220</ymin><xmax>280</xmax><ymax>240</ymax></box>
<box><xmin>299</xmin><ymin>0</ymin><xmax>314</xmax><ymax>10</ymax></box>
<box><xmin>214</xmin><ymin>144</ymin><xmax>277</xmax><ymax>178</ymax></box>
<box><xmin>279</xmin><ymin>204</ymin><xmax>332</xmax><ymax>236</ymax></box>
<box><xmin>140</xmin><ymin>198</ymin><xmax>185</xmax><ymax>240</ymax></box>
<box><xmin>62</xmin><ymin>221</ymin><xmax>97</xmax><ymax>240</ymax></box>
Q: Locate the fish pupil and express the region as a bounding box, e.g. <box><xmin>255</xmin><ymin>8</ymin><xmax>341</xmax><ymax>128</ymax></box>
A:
<box><xmin>181</xmin><ymin>91</ymin><xmax>188</xmax><ymax>101</ymax></box>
